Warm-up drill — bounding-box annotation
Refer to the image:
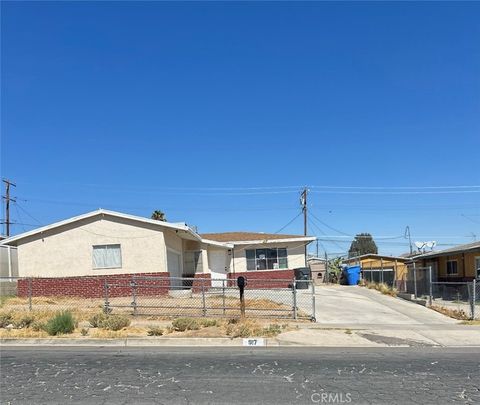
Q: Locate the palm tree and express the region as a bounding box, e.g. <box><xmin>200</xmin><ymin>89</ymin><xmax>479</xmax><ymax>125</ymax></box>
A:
<box><xmin>151</xmin><ymin>210</ymin><xmax>166</xmax><ymax>221</ymax></box>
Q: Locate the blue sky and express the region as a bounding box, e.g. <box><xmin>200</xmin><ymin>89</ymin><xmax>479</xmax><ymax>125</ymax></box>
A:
<box><xmin>1</xmin><ymin>1</ymin><xmax>479</xmax><ymax>256</ymax></box>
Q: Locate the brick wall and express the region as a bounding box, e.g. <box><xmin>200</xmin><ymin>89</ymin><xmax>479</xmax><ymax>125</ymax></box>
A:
<box><xmin>192</xmin><ymin>273</ymin><xmax>211</xmax><ymax>293</ymax></box>
<box><xmin>228</xmin><ymin>269</ymin><xmax>295</xmax><ymax>288</ymax></box>
<box><xmin>17</xmin><ymin>272</ymin><xmax>170</xmax><ymax>299</ymax></box>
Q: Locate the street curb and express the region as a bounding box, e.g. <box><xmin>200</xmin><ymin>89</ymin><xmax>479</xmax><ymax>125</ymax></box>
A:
<box><xmin>0</xmin><ymin>337</ymin><xmax>279</xmax><ymax>347</ymax></box>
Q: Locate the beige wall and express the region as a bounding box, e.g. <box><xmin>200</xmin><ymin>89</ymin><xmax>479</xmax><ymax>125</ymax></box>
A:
<box><xmin>15</xmin><ymin>216</ymin><xmax>187</xmax><ymax>277</ymax></box>
<box><xmin>435</xmin><ymin>252</ymin><xmax>479</xmax><ymax>278</ymax></box>
<box><xmin>232</xmin><ymin>242</ymin><xmax>306</xmax><ymax>273</ymax></box>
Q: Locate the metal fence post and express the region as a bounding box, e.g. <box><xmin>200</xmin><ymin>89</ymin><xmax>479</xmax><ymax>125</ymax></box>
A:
<box><xmin>28</xmin><ymin>277</ymin><xmax>32</xmax><ymax>311</ymax></box>
<box><xmin>311</xmin><ymin>280</ymin><xmax>316</xmax><ymax>322</ymax></box>
<box><xmin>292</xmin><ymin>279</ymin><xmax>297</xmax><ymax>320</ymax></box>
<box><xmin>103</xmin><ymin>279</ymin><xmax>110</xmax><ymax>314</ymax></box>
<box><xmin>131</xmin><ymin>277</ymin><xmax>137</xmax><ymax>316</ymax></box>
<box><xmin>413</xmin><ymin>262</ymin><xmax>417</xmax><ymax>299</ymax></box>
<box><xmin>471</xmin><ymin>279</ymin><xmax>476</xmax><ymax>320</ymax></box>
<box><xmin>428</xmin><ymin>266</ymin><xmax>433</xmax><ymax>307</ymax></box>
<box><xmin>324</xmin><ymin>252</ymin><xmax>329</xmax><ymax>284</ymax></box>
<box><xmin>222</xmin><ymin>279</ymin><xmax>226</xmax><ymax>316</ymax></box>
<box><xmin>201</xmin><ymin>278</ymin><xmax>207</xmax><ymax>317</ymax></box>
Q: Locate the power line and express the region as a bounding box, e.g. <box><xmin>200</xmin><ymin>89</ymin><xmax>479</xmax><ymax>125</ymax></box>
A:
<box><xmin>274</xmin><ymin>212</ymin><xmax>303</xmax><ymax>234</ymax></box>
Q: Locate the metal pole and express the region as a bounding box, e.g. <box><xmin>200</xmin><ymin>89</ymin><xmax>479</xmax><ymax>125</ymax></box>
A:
<box><xmin>28</xmin><ymin>277</ymin><xmax>32</xmax><ymax>311</ymax></box>
<box><xmin>202</xmin><ymin>279</ymin><xmax>207</xmax><ymax>317</ymax></box>
<box><xmin>103</xmin><ymin>279</ymin><xmax>110</xmax><ymax>314</ymax></box>
<box><xmin>381</xmin><ymin>258</ymin><xmax>384</xmax><ymax>284</ymax></box>
<box><xmin>324</xmin><ymin>252</ymin><xmax>328</xmax><ymax>284</ymax></box>
<box><xmin>131</xmin><ymin>278</ymin><xmax>137</xmax><ymax>316</ymax></box>
<box><xmin>471</xmin><ymin>279</ymin><xmax>476</xmax><ymax>320</ymax></box>
<box><xmin>222</xmin><ymin>279</ymin><xmax>226</xmax><ymax>316</ymax></box>
<box><xmin>413</xmin><ymin>262</ymin><xmax>417</xmax><ymax>299</ymax></box>
<box><xmin>311</xmin><ymin>281</ymin><xmax>316</xmax><ymax>322</ymax></box>
<box><xmin>428</xmin><ymin>266</ymin><xmax>433</xmax><ymax>307</ymax></box>
<box><xmin>292</xmin><ymin>279</ymin><xmax>297</xmax><ymax>320</ymax></box>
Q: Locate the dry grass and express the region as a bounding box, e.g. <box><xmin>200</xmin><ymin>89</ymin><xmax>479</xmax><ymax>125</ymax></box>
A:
<box><xmin>460</xmin><ymin>320</ymin><xmax>480</xmax><ymax>325</ymax></box>
<box><xmin>365</xmin><ymin>282</ymin><xmax>398</xmax><ymax>297</ymax></box>
<box><xmin>430</xmin><ymin>305</ymin><xmax>470</xmax><ymax>320</ymax></box>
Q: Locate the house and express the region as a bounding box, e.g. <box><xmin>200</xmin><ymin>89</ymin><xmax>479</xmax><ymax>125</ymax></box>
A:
<box><xmin>343</xmin><ymin>254</ymin><xmax>409</xmax><ymax>288</ymax></box>
<box><xmin>412</xmin><ymin>241</ymin><xmax>480</xmax><ymax>282</ymax></box>
<box><xmin>0</xmin><ymin>209</ymin><xmax>315</xmax><ymax>297</ymax></box>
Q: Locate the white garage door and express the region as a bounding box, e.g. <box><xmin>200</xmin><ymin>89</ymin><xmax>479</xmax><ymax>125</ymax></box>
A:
<box><xmin>167</xmin><ymin>250</ymin><xmax>182</xmax><ymax>288</ymax></box>
<box><xmin>209</xmin><ymin>250</ymin><xmax>227</xmax><ymax>287</ymax></box>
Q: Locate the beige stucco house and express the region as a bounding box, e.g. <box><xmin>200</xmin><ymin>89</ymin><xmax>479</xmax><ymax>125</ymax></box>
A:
<box><xmin>0</xmin><ymin>209</ymin><xmax>315</xmax><ymax>296</ymax></box>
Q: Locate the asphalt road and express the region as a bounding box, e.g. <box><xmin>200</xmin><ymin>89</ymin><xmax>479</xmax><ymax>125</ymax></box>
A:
<box><xmin>1</xmin><ymin>347</ymin><xmax>479</xmax><ymax>405</ymax></box>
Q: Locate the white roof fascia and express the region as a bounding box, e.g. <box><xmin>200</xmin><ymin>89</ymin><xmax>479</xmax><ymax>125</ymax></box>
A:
<box><xmin>0</xmin><ymin>209</ymin><xmax>201</xmax><ymax>245</ymax></box>
<box><xmin>230</xmin><ymin>237</ymin><xmax>316</xmax><ymax>246</ymax></box>
<box><xmin>201</xmin><ymin>239</ymin><xmax>234</xmax><ymax>249</ymax></box>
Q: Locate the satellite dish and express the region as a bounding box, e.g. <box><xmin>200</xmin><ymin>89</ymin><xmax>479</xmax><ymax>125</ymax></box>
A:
<box><xmin>414</xmin><ymin>241</ymin><xmax>425</xmax><ymax>250</ymax></box>
<box><xmin>425</xmin><ymin>241</ymin><xmax>437</xmax><ymax>250</ymax></box>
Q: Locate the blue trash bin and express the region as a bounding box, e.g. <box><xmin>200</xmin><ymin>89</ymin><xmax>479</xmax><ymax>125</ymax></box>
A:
<box><xmin>345</xmin><ymin>265</ymin><xmax>361</xmax><ymax>285</ymax></box>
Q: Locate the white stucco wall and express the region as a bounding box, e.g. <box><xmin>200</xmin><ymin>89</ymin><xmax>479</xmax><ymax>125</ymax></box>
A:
<box><xmin>15</xmin><ymin>216</ymin><xmax>186</xmax><ymax>277</ymax></box>
<box><xmin>232</xmin><ymin>242</ymin><xmax>306</xmax><ymax>273</ymax></box>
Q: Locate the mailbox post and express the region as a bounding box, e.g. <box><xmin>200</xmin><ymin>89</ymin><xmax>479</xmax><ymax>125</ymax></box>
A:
<box><xmin>237</xmin><ymin>276</ymin><xmax>246</xmax><ymax>318</ymax></box>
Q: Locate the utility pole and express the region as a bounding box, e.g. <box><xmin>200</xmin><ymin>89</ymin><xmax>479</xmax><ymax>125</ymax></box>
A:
<box><xmin>2</xmin><ymin>179</ymin><xmax>16</xmax><ymax>237</ymax></box>
<box><xmin>405</xmin><ymin>226</ymin><xmax>413</xmax><ymax>255</ymax></box>
<box><xmin>301</xmin><ymin>187</ymin><xmax>308</xmax><ymax>266</ymax></box>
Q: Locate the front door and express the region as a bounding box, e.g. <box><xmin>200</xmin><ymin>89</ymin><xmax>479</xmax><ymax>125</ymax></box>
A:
<box><xmin>167</xmin><ymin>249</ymin><xmax>182</xmax><ymax>288</ymax></box>
<box><xmin>209</xmin><ymin>250</ymin><xmax>227</xmax><ymax>287</ymax></box>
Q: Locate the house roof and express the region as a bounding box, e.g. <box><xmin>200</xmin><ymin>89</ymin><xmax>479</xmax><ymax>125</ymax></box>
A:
<box><xmin>343</xmin><ymin>253</ymin><xmax>409</xmax><ymax>262</ymax></box>
<box><xmin>199</xmin><ymin>231</ymin><xmax>316</xmax><ymax>245</ymax></box>
<box><xmin>0</xmin><ymin>209</ymin><xmax>204</xmax><ymax>246</ymax></box>
<box><xmin>414</xmin><ymin>241</ymin><xmax>480</xmax><ymax>259</ymax></box>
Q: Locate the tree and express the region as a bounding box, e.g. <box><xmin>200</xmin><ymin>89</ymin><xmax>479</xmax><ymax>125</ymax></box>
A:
<box><xmin>348</xmin><ymin>233</ymin><xmax>378</xmax><ymax>258</ymax></box>
<box><xmin>151</xmin><ymin>210</ymin><xmax>167</xmax><ymax>222</ymax></box>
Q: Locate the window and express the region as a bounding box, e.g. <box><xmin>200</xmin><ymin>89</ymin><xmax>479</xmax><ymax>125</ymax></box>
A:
<box><xmin>246</xmin><ymin>248</ymin><xmax>288</xmax><ymax>270</ymax></box>
<box><xmin>92</xmin><ymin>244</ymin><xmax>122</xmax><ymax>269</ymax></box>
<box><xmin>446</xmin><ymin>260</ymin><xmax>458</xmax><ymax>276</ymax></box>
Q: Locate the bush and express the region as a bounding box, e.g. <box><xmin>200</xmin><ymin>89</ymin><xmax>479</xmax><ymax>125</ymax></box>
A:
<box><xmin>80</xmin><ymin>328</ymin><xmax>89</xmax><ymax>336</ymax></box>
<box><xmin>13</xmin><ymin>314</ymin><xmax>35</xmax><ymax>329</ymax></box>
<box><xmin>172</xmin><ymin>318</ymin><xmax>200</xmax><ymax>332</ymax></box>
<box><xmin>89</xmin><ymin>313</ymin><xmax>108</xmax><ymax>328</ymax></box>
<box><xmin>147</xmin><ymin>326</ymin><xmax>164</xmax><ymax>336</ymax></box>
<box><xmin>262</xmin><ymin>324</ymin><xmax>282</xmax><ymax>337</ymax></box>
<box><xmin>44</xmin><ymin>311</ymin><xmax>75</xmax><ymax>336</ymax></box>
<box><xmin>0</xmin><ymin>312</ymin><xmax>13</xmax><ymax>328</ymax></box>
<box><xmin>200</xmin><ymin>319</ymin><xmax>218</xmax><ymax>328</ymax></box>
<box><xmin>31</xmin><ymin>321</ymin><xmax>45</xmax><ymax>332</ymax></box>
<box><xmin>101</xmin><ymin>315</ymin><xmax>131</xmax><ymax>331</ymax></box>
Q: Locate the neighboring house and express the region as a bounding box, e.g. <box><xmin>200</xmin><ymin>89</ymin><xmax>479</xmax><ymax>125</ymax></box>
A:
<box><xmin>412</xmin><ymin>241</ymin><xmax>480</xmax><ymax>282</ymax></box>
<box><xmin>306</xmin><ymin>257</ymin><xmax>327</xmax><ymax>284</ymax></box>
<box><xmin>0</xmin><ymin>209</ymin><xmax>315</xmax><ymax>297</ymax></box>
<box><xmin>343</xmin><ymin>254</ymin><xmax>409</xmax><ymax>288</ymax></box>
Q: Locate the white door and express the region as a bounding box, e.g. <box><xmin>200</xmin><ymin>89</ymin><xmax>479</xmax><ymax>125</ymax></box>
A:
<box><xmin>167</xmin><ymin>250</ymin><xmax>182</xmax><ymax>288</ymax></box>
<box><xmin>209</xmin><ymin>250</ymin><xmax>227</xmax><ymax>287</ymax></box>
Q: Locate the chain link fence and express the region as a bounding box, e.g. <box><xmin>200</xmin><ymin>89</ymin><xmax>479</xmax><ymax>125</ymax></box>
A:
<box><xmin>401</xmin><ymin>265</ymin><xmax>478</xmax><ymax>320</ymax></box>
<box><xmin>0</xmin><ymin>275</ymin><xmax>316</xmax><ymax>321</ymax></box>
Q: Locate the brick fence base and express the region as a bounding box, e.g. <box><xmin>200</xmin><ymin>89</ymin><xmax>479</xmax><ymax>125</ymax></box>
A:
<box><xmin>17</xmin><ymin>272</ymin><xmax>171</xmax><ymax>299</ymax></box>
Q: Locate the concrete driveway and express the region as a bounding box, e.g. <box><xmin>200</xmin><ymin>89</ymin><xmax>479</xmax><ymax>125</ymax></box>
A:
<box><xmin>311</xmin><ymin>285</ymin><xmax>458</xmax><ymax>326</ymax></box>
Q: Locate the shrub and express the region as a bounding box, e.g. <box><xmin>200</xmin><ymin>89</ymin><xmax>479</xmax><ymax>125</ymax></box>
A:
<box><xmin>80</xmin><ymin>328</ymin><xmax>89</xmax><ymax>336</ymax></box>
<box><xmin>171</xmin><ymin>317</ymin><xmax>200</xmax><ymax>332</ymax></box>
<box><xmin>0</xmin><ymin>312</ymin><xmax>13</xmax><ymax>328</ymax></box>
<box><xmin>89</xmin><ymin>313</ymin><xmax>108</xmax><ymax>328</ymax></box>
<box><xmin>13</xmin><ymin>314</ymin><xmax>35</xmax><ymax>329</ymax></box>
<box><xmin>44</xmin><ymin>311</ymin><xmax>75</xmax><ymax>336</ymax></box>
<box><xmin>262</xmin><ymin>324</ymin><xmax>282</xmax><ymax>337</ymax></box>
<box><xmin>31</xmin><ymin>321</ymin><xmax>45</xmax><ymax>332</ymax></box>
<box><xmin>101</xmin><ymin>315</ymin><xmax>131</xmax><ymax>331</ymax></box>
<box><xmin>147</xmin><ymin>326</ymin><xmax>164</xmax><ymax>336</ymax></box>
<box><xmin>200</xmin><ymin>319</ymin><xmax>218</xmax><ymax>328</ymax></box>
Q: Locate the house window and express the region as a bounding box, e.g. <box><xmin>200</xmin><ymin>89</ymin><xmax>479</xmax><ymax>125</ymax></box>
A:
<box><xmin>446</xmin><ymin>260</ymin><xmax>458</xmax><ymax>276</ymax></box>
<box><xmin>92</xmin><ymin>244</ymin><xmax>122</xmax><ymax>269</ymax></box>
<box><xmin>246</xmin><ymin>248</ymin><xmax>288</xmax><ymax>270</ymax></box>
